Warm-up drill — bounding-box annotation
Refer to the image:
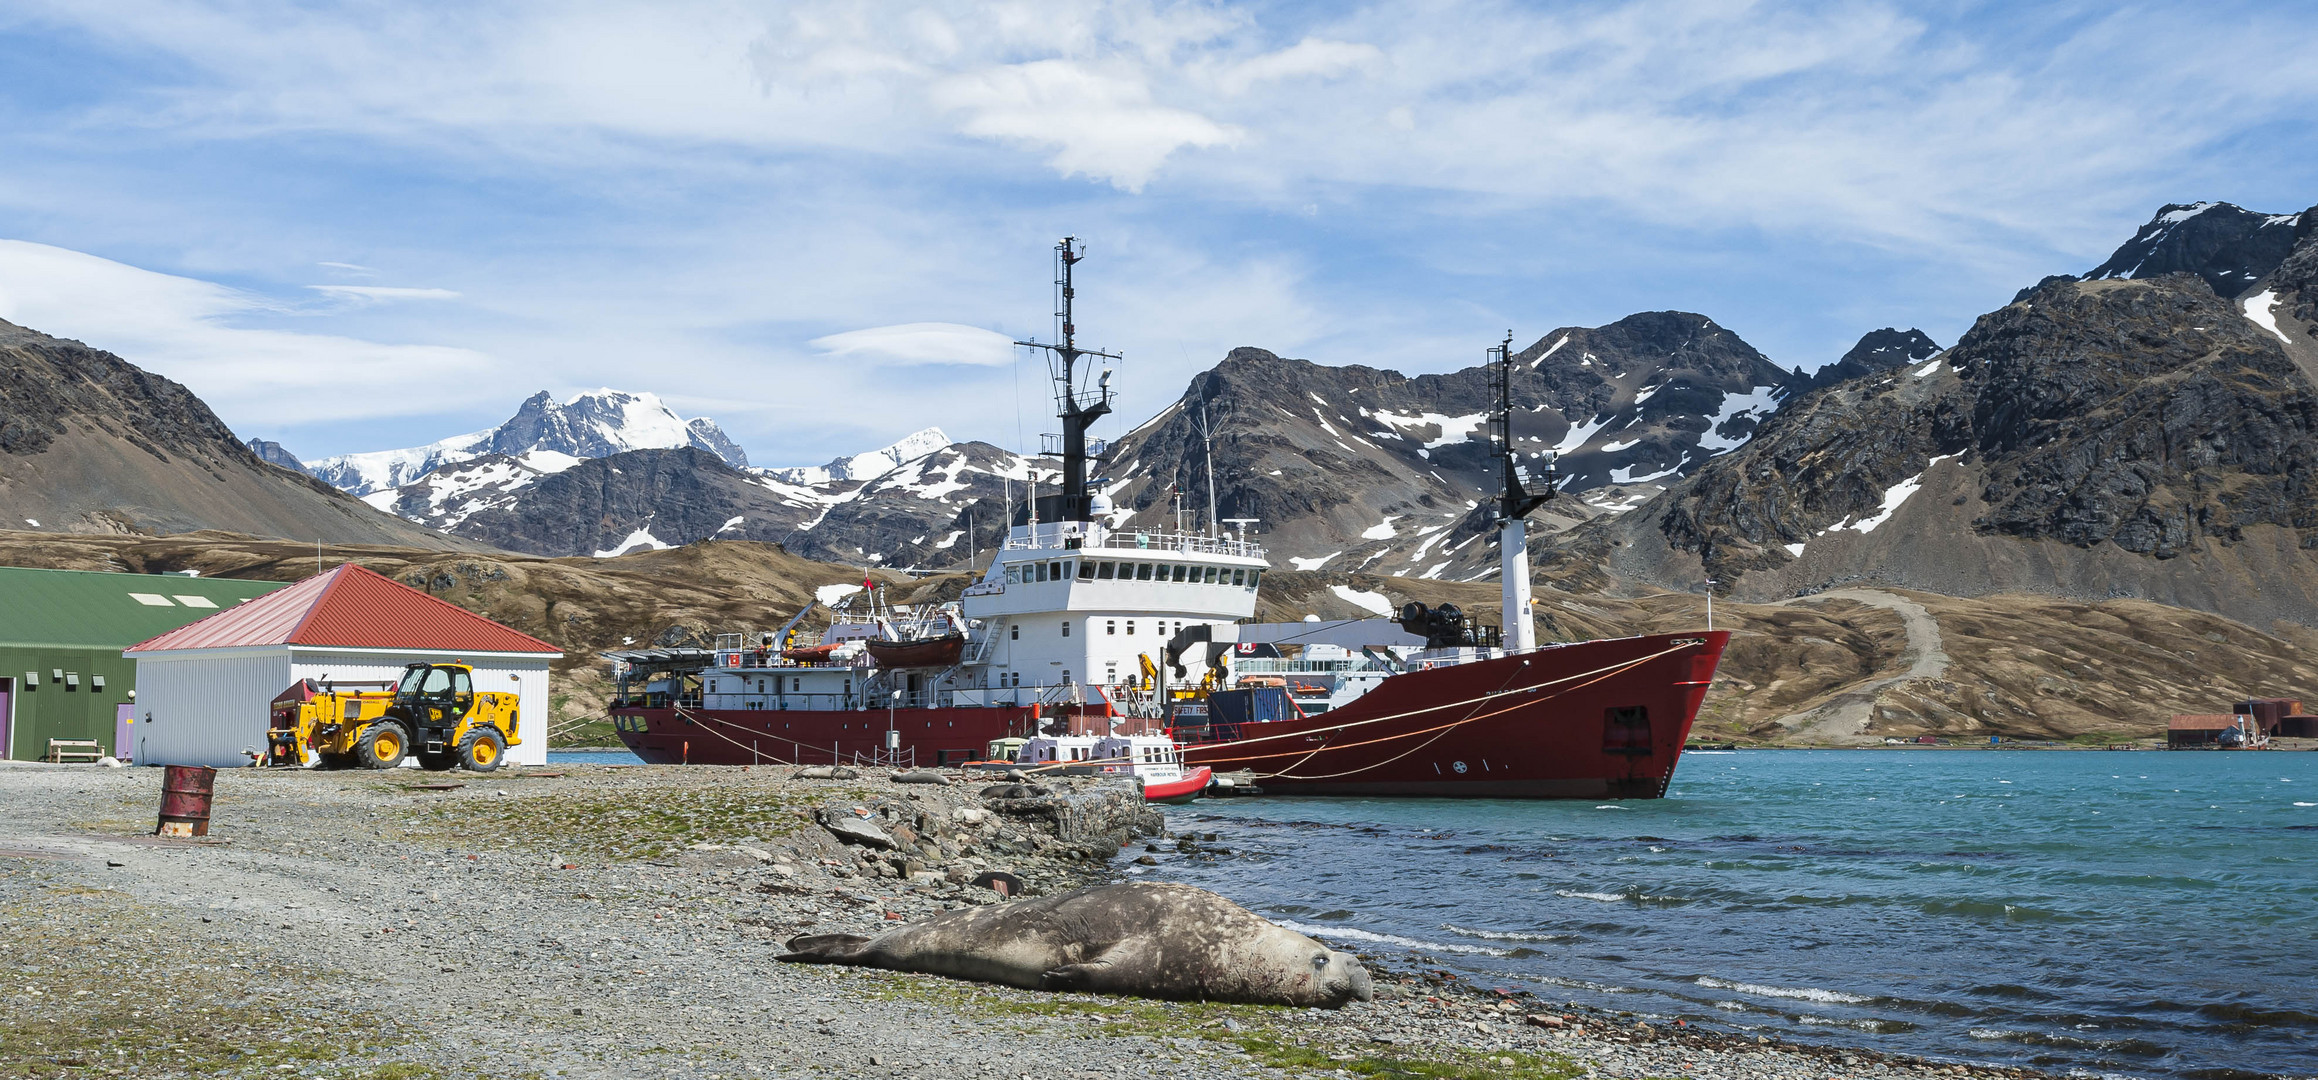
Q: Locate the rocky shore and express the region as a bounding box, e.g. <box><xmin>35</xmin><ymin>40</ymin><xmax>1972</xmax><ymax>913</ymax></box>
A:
<box><xmin>2</xmin><ymin>764</ymin><xmax>2056</xmax><ymax>1079</ymax></box>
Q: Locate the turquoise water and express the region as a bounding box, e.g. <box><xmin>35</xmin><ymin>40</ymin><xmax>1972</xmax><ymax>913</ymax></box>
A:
<box><xmin>545</xmin><ymin>749</ymin><xmax>647</xmax><ymax>765</ymax></box>
<box><xmin>1149</xmin><ymin>750</ymin><xmax>2318</xmax><ymax>1079</ymax></box>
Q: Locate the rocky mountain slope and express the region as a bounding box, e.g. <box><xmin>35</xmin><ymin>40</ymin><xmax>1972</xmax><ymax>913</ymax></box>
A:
<box><xmin>376</xmin><ymin>438</ymin><xmax>1038</xmax><ymax>566</ymax></box>
<box><xmin>1549</xmin><ymin>201</ymin><xmax>2318</xmax><ymax>628</ymax></box>
<box><xmin>1088</xmin><ymin>312</ymin><xmax>1888</xmax><ymax>577</ymax></box>
<box><xmin>301</xmin><ymin>389</ymin><xmax>749</xmax><ymax>495</ymax></box>
<box><xmin>0</xmin><ymin>319</ymin><xmax>469</xmax><ymax>547</ymax></box>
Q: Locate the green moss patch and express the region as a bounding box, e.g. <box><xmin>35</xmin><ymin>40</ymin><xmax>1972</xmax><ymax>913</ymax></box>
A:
<box><xmin>391</xmin><ymin>782</ymin><xmax>842</xmax><ymax>862</ymax></box>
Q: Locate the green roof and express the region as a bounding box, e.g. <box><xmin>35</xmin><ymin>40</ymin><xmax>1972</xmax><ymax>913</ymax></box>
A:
<box><xmin>0</xmin><ymin>567</ymin><xmax>288</xmax><ymax>649</ymax></box>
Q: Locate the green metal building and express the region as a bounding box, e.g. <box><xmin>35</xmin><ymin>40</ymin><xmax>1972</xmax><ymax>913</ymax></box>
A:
<box><xmin>0</xmin><ymin>568</ymin><xmax>286</xmax><ymax>761</ymax></box>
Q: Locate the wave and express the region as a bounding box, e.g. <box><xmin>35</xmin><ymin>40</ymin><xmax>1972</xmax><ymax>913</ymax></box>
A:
<box><xmin>1275</xmin><ymin>920</ymin><xmax>1512</xmax><ymax>957</ymax></box>
<box><xmin>1556</xmin><ymin>889</ymin><xmax>1627</xmax><ymax>903</ymax></box>
<box><xmin>1442</xmin><ymin>923</ymin><xmax>1578</xmax><ymax>944</ymax></box>
<box><xmin>1695</xmin><ymin>976</ymin><xmax>1873</xmax><ymax>1004</ymax></box>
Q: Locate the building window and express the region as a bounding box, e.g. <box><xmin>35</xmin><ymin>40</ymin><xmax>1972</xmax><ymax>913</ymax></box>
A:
<box><xmin>1010</xmin><ymin>623</ymin><xmax>1020</xmax><ymax>640</ymax></box>
<box><xmin>1062</xmin><ymin>621</ymin><xmax>1072</xmax><ymax>638</ymax></box>
<box><xmin>1106</xmin><ymin>620</ymin><xmax>1116</xmax><ymax>635</ymax></box>
<box><xmin>1126</xmin><ymin>620</ymin><xmax>1136</xmax><ymax>635</ymax></box>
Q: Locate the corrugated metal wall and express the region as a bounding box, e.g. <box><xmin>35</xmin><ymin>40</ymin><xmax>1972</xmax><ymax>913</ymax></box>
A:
<box><xmin>131</xmin><ymin>650</ymin><xmax>293</xmax><ymax>768</ymax></box>
<box><xmin>287</xmin><ymin>651</ymin><xmax>552</xmax><ymax>766</ymax></box>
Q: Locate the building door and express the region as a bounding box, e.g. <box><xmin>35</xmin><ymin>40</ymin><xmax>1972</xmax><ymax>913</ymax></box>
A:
<box><xmin>0</xmin><ymin>677</ymin><xmax>11</xmax><ymax>761</ymax></box>
<box><xmin>115</xmin><ymin>703</ymin><xmax>135</xmax><ymax>763</ymax></box>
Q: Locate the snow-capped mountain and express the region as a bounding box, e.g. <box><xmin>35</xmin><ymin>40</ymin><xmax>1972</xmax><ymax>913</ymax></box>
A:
<box><xmin>759</xmin><ymin>428</ymin><xmax>951</xmax><ymax>485</ymax></box>
<box><xmin>362</xmin><ymin>423</ymin><xmax>1045</xmax><ymax>564</ymax></box>
<box><xmin>305</xmin><ymin>389</ymin><xmax>748</xmax><ymax>496</ymax></box>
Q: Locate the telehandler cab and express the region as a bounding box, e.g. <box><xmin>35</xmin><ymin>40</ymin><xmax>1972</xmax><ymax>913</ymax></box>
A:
<box><xmin>266</xmin><ymin>662</ymin><xmax>521</xmax><ymax>771</ymax></box>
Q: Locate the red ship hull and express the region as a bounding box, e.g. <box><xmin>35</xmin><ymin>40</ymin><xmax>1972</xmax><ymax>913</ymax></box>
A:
<box><xmin>1178</xmin><ymin>631</ymin><xmax>1728</xmax><ymax>799</ymax></box>
<box><xmin>610</xmin><ymin>703</ymin><xmax>1071</xmax><ymax>767</ymax></box>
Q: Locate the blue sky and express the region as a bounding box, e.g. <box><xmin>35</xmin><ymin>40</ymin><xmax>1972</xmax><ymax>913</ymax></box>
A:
<box><xmin>0</xmin><ymin>0</ymin><xmax>2312</xmax><ymax>467</ymax></box>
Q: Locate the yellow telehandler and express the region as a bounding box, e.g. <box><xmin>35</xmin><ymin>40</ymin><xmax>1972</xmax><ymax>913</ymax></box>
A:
<box><xmin>266</xmin><ymin>662</ymin><xmax>521</xmax><ymax>772</ymax></box>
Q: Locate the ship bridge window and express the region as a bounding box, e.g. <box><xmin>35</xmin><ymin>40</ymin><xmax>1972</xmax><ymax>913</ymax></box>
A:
<box><xmin>1132</xmin><ymin>562</ymin><xmax>1149</xmax><ymax>580</ymax></box>
<box><xmin>1248</xmin><ymin>570</ymin><xmax>1262</xmax><ymax>590</ymax></box>
<box><xmin>1232</xmin><ymin>568</ymin><xmax>1246</xmax><ymax>586</ymax></box>
<box><xmin>1106</xmin><ymin>620</ymin><xmax>1116</xmax><ymax>635</ymax></box>
<box><xmin>1050</xmin><ymin>561</ymin><xmax>1064</xmax><ymax>580</ymax></box>
<box><xmin>1077</xmin><ymin>561</ymin><xmax>1095</xmax><ymax>581</ymax></box>
<box><xmin>1062</xmin><ymin>621</ymin><xmax>1071</xmax><ymax>638</ymax></box>
<box><xmin>1169</xmin><ymin>564</ymin><xmax>1186</xmax><ymax>582</ymax></box>
<box><xmin>1126</xmin><ymin>620</ymin><xmax>1136</xmax><ymax>635</ymax></box>
<box><xmin>1097</xmin><ymin>561</ymin><xmax>1116</xmax><ymax>579</ymax></box>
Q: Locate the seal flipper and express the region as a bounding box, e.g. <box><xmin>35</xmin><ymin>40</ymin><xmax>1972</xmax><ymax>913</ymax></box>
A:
<box><xmin>1039</xmin><ymin>961</ymin><xmax>1113</xmax><ymax>992</ymax></box>
<box><xmin>779</xmin><ymin>933</ymin><xmax>874</xmax><ymax>963</ymax></box>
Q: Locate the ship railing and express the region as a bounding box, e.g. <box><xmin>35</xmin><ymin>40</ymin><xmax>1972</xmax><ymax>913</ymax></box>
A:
<box><xmin>1232</xmin><ymin>658</ymin><xmax>1393</xmax><ymax>675</ymax></box>
<box><xmin>1001</xmin><ymin>530</ymin><xmax>1267</xmax><ymax>560</ymax></box>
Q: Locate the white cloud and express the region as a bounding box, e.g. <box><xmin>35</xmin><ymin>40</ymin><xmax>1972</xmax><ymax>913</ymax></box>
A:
<box><xmin>809</xmin><ymin>322</ymin><xmax>1018</xmax><ymax>366</ymax></box>
<box><xmin>0</xmin><ymin>240</ymin><xmax>492</xmax><ymax>423</ymax></box>
<box><xmin>305</xmin><ymin>285</ymin><xmax>461</xmax><ymax>302</ymax></box>
<box><xmin>1210</xmin><ymin>37</ymin><xmax>1383</xmax><ymax>95</ymax></box>
<box><xmin>931</xmin><ymin>59</ymin><xmax>1241</xmax><ymax>191</ymax></box>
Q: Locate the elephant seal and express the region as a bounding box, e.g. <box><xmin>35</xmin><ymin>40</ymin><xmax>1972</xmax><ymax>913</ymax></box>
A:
<box><xmin>778</xmin><ymin>882</ymin><xmax>1373</xmax><ymax>1008</ymax></box>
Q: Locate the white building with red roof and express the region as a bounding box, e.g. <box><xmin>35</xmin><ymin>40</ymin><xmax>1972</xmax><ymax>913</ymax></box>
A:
<box><xmin>125</xmin><ymin>564</ymin><xmax>563</xmax><ymax>767</ymax></box>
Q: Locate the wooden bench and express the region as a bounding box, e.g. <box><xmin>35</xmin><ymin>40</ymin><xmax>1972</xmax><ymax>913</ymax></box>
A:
<box><xmin>44</xmin><ymin>739</ymin><xmax>103</xmax><ymax>764</ymax></box>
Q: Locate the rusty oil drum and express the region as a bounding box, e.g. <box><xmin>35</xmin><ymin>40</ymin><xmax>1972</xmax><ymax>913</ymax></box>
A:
<box><xmin>155</xmin><ymin>765</ymin><xmax>218</xmax><ymax>838</ymax></box>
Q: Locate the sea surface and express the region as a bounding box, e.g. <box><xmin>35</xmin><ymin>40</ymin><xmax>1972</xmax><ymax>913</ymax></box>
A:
<box><xmin>1145</xmin><ymin>750</ymin><xmax>2318</xmax><ymax>1080</ymax></box>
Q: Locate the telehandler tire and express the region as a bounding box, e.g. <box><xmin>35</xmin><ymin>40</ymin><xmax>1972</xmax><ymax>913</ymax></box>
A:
<box><xmin>460</xmin><ymin>727</ymin><xmax>506</xmax><ymax>772</ymax></box>
<box><xmin>356</xmin><ymin>721</ymin><xmax>410</xmax><ymax>770</ymax></box>
<box><xmin>417</xmin><ymin>752</ymin><xmax>457</xmax><ymax>772</ymax></box>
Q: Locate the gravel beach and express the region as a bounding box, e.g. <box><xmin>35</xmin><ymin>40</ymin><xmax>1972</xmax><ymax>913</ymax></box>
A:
<box><xmin>1</xmin><ymin>763</ymin><xmax>2059</xmax><ymax>1080</ymax></box>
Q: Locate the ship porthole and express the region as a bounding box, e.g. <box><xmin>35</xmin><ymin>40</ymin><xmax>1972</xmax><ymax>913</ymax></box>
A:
<box><xmin>1452</xmin><ymin>760</ymin><xmax>1468</xmax><ymax>773</ymax></box>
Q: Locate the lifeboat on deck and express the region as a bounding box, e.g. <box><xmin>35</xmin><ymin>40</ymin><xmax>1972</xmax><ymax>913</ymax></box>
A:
<box><xmin>865</xmin><ymin>632</ymin><xmax>965</xmax><ymax>669</ymax></box>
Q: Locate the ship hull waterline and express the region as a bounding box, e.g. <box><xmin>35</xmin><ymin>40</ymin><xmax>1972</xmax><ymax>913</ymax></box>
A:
<box><xmin>1177</xmin><ymin>631</ymin><xmax>1729</xmax><ymax>800</ymax></box>
<box><xmin>609</xmin><ymin>631</ymin><xmax>1727</xmax><ymax>799</ymax></box>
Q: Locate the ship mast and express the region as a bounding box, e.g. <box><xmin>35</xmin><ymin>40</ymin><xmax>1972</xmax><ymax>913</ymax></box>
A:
<box><xmin>1015</xmin><ymin>238</ymin><xmax>1119</xmax><ymax>524</ymax></box>
<box><xmin>1491</xmin><ymin>332</ymin><xmax>1556</xmax><ymax>652</ymax></box>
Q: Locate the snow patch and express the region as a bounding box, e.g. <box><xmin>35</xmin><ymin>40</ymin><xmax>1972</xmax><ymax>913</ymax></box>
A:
<box><xmin>1373</xmin><ymin>410</ymin><xmax>1486</xmax><ymax>449</ymax></box>
<box><xmin>1696</xmin><ymin>386</ymin><xmax>1785</xmax><ymax>453</ymax></box>
<box><xmin>595</xmin><ymin>527</ymin><xmax>673</xmax><ymax>558</ymax></box>
<box><xmin>1287</xmin><ymin>554</ymin><xmax>1337</xmax><ymax>571</ymax></box>
<box><xmin>1361</xmin><ymin>515</ymin><xmax>1402</xmax><ymax>541</ymax></box>
<box><xmin>1534</xmin><ymin>334</ymin><xmax>1572</xmax><ymax>367</ymax></box>
<box><xmin>815</xmin><ymin>583</ymin><xmax>864</xmax><ymax>606</ymax></box>
<box><xmin>1784</xmin><ymin>542</ymin><xmax>1806</xmax><ymax>557</ymax></box>
<box><xmin>2244</xmin><ymin>290</ymin><xmax>2293</xmax><ymax>345</ymax></box>
<box><xmin>1329</xmin><ymin>585</ymin><xmax>1395</xmax><ymax>616</ymax></box>
<box><xmin>716</xmin><ymin>515</ymin><xmax>746</xmax><ymax>534</ymax></box>
<box><xmin>1912</xmin><ymin>356</ymin><xmax>1946</xmax><ymax>378</ymax></box>
<box><xmin>1552</xmin><ymin>413</ymin><xmax>1612</xmax><ymax>455</ymax></box>
<box><xmin>1835</xmin><ymin>454</ymin><xmax>1959</xmax><ymax>534</ymax></box>
<box><xmin>1599</xmin><ymin>438</ymin><xmax>1640</xmax><ymax>453</ymax></box>
<box><xmin>934</xmin><ymin>530</ymin><xmax>964</xmax><ymax>550</ymax></box>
